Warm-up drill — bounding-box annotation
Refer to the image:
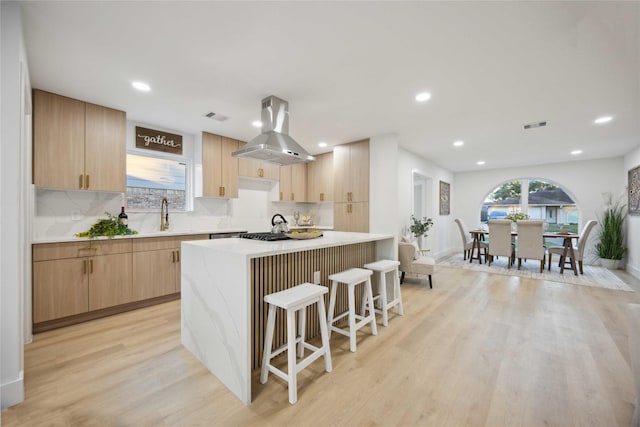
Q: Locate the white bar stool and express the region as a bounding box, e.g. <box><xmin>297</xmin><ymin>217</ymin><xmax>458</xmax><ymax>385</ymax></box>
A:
<box><xmin>327</xmin><ymin>268</ymin><xmax>377</xmax><ymax>352</ymax></box>
<box><xmin>363</xmin><ymin>259</ymin><xmax>404</xmax><ymax>327</ymax></box>
<box><xmin>260</xmin><ymin>282</ymin><xmax>332</xmax><ymax>405</ymax></box>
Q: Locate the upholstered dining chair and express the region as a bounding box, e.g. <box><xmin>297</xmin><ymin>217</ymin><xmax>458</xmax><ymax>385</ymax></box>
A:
<box><xmin>488</xmin><ymin>219</ymin><xmax>514</xmax><ymax>268</ymax></box>
<box><xmin>547</xmin><ymin>220</ymin><xmax>597</xmax><ymax>274</ymax></box>
<box><xmin>516</xmin><ymin>220</ymin><xmax>546</xmax><ymax>272</ymax></box>
<box><xmin>455</xmin><ymin>218</ymin><xmax>488</xmax><ymax>261</ymax></box>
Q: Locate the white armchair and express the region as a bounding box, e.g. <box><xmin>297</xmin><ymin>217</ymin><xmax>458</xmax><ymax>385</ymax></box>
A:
<box><xmin>398</xmin><ymin>242</ymin><xmax>435</xmax><ymax>288</ymax></box>
<box><xmin>516</xmin><ymin>220</ymin><xmax>546</xmax><ymax>272</ymax></box>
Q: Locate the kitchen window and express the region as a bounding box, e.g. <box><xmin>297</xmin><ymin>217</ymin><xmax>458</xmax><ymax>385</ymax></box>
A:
<box><xmin>125</xmin><ymin>153</ymin><xmax>191</xmax><ymax>211</ymax></box>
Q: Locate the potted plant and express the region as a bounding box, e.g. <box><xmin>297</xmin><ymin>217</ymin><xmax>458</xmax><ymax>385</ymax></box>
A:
<box><xmin>409</xmin><ymin>215</ymin><xmax>433</xmax><ymax>250</ymax></box>
<box><xmin>505</xmin><ymin>212</ymin><xmax>529</xmax><ymax>232</ymax></box>
<box><xmin>596</xmin><ymin>196</ymin><xmax>627</xmax><ymax>269</ymax></box>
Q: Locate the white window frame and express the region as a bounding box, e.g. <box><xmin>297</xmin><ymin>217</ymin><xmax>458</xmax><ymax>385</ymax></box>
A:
<box><xmin>125</xmin><ymin>148</ymin><xmax>194</xmax><ymax>212</ymax></box>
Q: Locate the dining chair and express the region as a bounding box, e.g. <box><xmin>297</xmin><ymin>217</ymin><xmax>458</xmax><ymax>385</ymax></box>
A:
<box><xmin>547</xmin><ymin>220</ymin><xmax>597</xmax><ymax>274</ymax></box>
<box><xmin>454</xmin><ymin>218</ymin><xmax>487</xmax><ymax>261</ymax></box>
<box><xmin>516</xmin><ymin>220</ymin><xmax>546</xmax><ymax>272</ymax></box>
<box><xmin>488</xmin><ymin>219</ymin><xmax>514</xmax><ymax>268</ymax></box>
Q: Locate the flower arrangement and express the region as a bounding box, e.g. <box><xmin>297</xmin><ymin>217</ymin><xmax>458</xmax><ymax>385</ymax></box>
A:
<box><xmin>409</xmin><ymin>215</ymin><xmax>433</xmax><ymax>239</ymax></box>
<box><xmin>505</xmin><ymin>212</ymin><xmax>529</xmax><ymax>222</ymax></box>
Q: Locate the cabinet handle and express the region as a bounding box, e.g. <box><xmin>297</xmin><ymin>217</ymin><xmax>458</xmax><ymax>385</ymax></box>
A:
<box><xmin>82</xmin><ymin>259</ymin><xmax>87</xmax><ymax>274</ymax></box>
<box><xmin>172</xmin><ymin>251</ymin><xmax>176</xmax><ymax>263</ymax></box>
<box><xmin>347</xmin><ymin>204</ymin><xmax>352</xmax><ymax>213</ymax></box>
<box><xmin>176</xmin><ymin>250</ymin><xmax>180</xmax><ymax>263</ymax></box>
<box><xmin>85</xmin><ymin>175</ymin><xmax>90</xmax><ymax>189</ymax></box>
<box><xmin>222</xmin><ymin>187</ymin><xmax>225</xmax><ymax>196</ymax></box>
<box><xmin>280</xmin><ymin>192</ymin><xmax>283</xmax><ymax>201</ymax></box>
<box><xmin>258</xmin><ymin>168</ymin><xmax>264</xmax><ymax>177</ymax></box>
<box><xmin>320</xmin><ymin>193</ymin><xmax>324</xmax><ymax>202</ymax></box>
<box><xmin>291</xmin><ymin>193</ymin><xmax>294</xmax><ymax>201</ymax></box>
<box><xmin>90</xmin><ymin>259</ymin><xmax>93</xmax><ymax>274</ymax></box>
<box><xmin>79</xmin><ymin>175</ymin><xmax>84</xmax><ymax>189</ymax></box>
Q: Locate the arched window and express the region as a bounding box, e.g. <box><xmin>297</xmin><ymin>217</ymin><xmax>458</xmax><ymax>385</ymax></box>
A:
<box><xmin>481</xmin><ymin>179</ymin><xmax>578</xmax><ymax>233</ymax></box>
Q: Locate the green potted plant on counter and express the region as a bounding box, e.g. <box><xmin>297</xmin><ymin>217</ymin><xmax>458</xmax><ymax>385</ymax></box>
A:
<box><xmin>409</xmin><ymin>215</ymin><xmax>434</xmax><ymax>250</ymax></box>
<box><xmin>596</xmin><ymin>195</ymin><xmax>627</xmax><ymax>269</ymax></box>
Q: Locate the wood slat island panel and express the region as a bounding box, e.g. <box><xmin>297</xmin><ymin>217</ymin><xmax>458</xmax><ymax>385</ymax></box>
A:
<box><xmin>250</xmin><ymin>242</ymin><xmax>375</xmax><ymax>369</ymax></box>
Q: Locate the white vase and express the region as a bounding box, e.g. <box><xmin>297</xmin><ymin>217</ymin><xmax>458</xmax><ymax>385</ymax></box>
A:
<box><xmin>600</xmin><ymin>258</ymin><xmax>619</xmax><ymax>270</ymax></box>
<box><xmin>417</xmin><ymin>235</ymin><xmax>425</xmax><ymax>250</ymax></box>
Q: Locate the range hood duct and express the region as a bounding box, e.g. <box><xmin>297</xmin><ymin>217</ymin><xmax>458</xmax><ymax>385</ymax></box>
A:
<box><xmin>232</xmin><ymin>95</ymin><xmax>315</xmax><ymax>165</ymax></box>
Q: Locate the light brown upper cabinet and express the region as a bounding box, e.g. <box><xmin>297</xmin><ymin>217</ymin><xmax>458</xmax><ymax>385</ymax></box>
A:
<box><xmin>279</xmin><ymin>163</ymin><xmax>307</xmax><ymax>202</ymax></box>
<box><xmin>33</xmin><ymin>90</ymin><xmax>126</xmax><ymax>192</ymax></box>
<box><xmin>238</xmin><ymin>141</ymin><xmax>280</xmax><ymax>180</ymax></box>
<box><xmin>307</xmin><ymin>151</ymin><xmax>333</xmax><ymax>202</ymax></box>
<box><xmin>333</xmin><ymin>139</ymin><xmax>369</xmax><ymax>203</ymax></box>
<box><xmin>333</xmin><ymin>140</ymin><xmax>369</xmax><ymax>232</ymax></box>
<box><xmin>202</xmin><ymin>132</ymin><xmax>239</xmax><ymax>198</ymax></box>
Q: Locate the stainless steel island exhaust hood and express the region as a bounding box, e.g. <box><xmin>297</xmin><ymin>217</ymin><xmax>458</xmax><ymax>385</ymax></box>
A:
<box><xmin>232</xmin><ymin>95</ymin><xmax>315</xmax><ymax>165</ymax></box>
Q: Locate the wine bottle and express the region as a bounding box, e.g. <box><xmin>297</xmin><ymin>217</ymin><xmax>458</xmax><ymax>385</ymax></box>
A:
<box><xmin>118</xmin><ymin>206</ymin><xmax>128</xmax><ymax>227</ymax></box>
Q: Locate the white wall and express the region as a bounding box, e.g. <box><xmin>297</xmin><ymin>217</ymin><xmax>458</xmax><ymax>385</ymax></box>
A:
<box><xmin>397</xmin><ymin>148</ymin><xmax>455</xmax><ymax>258</ymax></box>
<box><xmin>369</xmin><ymin>134</ymin><xmax>399</xmax><ymax>236</ymax></box>
<box><xmin>624</xmin><ymin>146</ymin><xmax>640</xmax><ymax>279</ymax></box>
<box><xmin>1</xmin><ymin>0</ymin><xmax>27</xmax><ymax>410</ymax></box>
<box><xmin>453</xmin><ymin>157</ymin><xmax>626</xmax><ymax>264</ymax></box>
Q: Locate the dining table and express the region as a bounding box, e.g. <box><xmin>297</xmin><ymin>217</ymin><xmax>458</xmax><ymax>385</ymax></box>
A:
<box><xmin>468</xmin><ymin>229</ymin><xmax>581</xmax><ymax>275</ymax></box>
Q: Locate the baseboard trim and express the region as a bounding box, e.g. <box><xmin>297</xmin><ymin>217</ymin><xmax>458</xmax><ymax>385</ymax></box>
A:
<box><xmin>627</xmin><ymin>264</ymin><xmax>640</xmax><ymax>281</ymax></box>
<box><xmin>33</xmin><ymin>293</ymin><xmax>181</xmax><ymax>333</ymax></box>
<box><xmin>1</xmin><ymin>370</ymin><xmax>24</xmax><ymax>411</ymax></box>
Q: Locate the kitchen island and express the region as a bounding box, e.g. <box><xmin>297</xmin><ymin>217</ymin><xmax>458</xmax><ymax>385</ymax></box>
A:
<box><xmin>180</xmin><ymin>231</ymin><xmax>395</xmax><ymax>404</ymax></box>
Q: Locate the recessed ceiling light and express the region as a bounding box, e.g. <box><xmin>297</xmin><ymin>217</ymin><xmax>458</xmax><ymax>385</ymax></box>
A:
<box><xmin>131</xmin><ymin>81</ymin><xmax>150</xmax><ymax>92</ymax></box>
<box><xmin>453</xmin><ymin>140</ymin><xmax>464</xmax><ymax>147</ymax></box>
<box><xmin>594</xmin><ymin>116</ymin><xmax>612</xmax><ymax>124</ymax></box>
<box><xmin>477</xmin><ymin>161</ymin><xmax>486</xmax><ymax>166</ymax></box>
<box><xmin>252</xmin><ymin>121</ymin><xmax>262</xmax><ymax>128</ymax></box>
<box><xmin>415</xmin><ymin>92</ymin><xmax>431</xmax><ymax>102</ymax></box>
<box><xmin>570</xmin><ymin>150</ymin><xmax>583</xmax><ymax>155</ymax></box>
<box><xmin>318</xmin><ymin>142</ymin><xmax>328</xmax><ymax>148</ymax></box>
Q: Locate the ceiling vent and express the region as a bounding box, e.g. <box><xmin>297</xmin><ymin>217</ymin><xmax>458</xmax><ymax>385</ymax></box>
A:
<box><xmin>204</xmin><ymin>111</ymin><xmax>229</xmax><ymax>122</ymax></box>
<box><xmin>523</xmin><ymin>121</ymin><xmax>547</xmax><ymax>130</ymax></box>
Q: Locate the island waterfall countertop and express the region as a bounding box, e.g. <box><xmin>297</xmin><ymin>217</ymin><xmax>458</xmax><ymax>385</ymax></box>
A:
<box><xmin>180</xmin><ymin>231</ymin><xmax>396</xmax><ymax>405</ymax></box>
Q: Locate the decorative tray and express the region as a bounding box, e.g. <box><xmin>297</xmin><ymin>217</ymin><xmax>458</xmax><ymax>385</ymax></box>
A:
<box><xmin>285</xmin><ymin>229</ymin><xmax>324</xmax><ymax>240</ymax></box>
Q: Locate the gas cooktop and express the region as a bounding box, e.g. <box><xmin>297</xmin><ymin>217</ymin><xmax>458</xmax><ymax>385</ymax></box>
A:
<box><xmin>238</xmin><ymin>232</ymin><xmax>291</xmax><ymax>242</ymax></box>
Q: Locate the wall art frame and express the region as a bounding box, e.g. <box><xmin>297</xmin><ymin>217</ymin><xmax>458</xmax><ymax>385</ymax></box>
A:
<box><xmin>439</xmin><ymin>180</ymin><xmax>450</xmax><ymax>216</ymax></box>
<box><xmin>629</xmin><ymin>164</ymin><xmax>640</xmax><ymax>215</ymax></box>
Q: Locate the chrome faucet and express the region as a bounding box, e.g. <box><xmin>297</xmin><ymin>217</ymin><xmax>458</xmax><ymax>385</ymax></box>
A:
<box><xmin>160</xmin><ymin>197</ymin><xmax>170</xmax><ymax>231</ymax></box>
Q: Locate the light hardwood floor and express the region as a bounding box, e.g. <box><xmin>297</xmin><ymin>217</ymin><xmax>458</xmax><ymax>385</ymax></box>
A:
<box><xmin>3</xmin><ymin>266</ymin><xmax>640</xmax><ymax>426</ymax></box>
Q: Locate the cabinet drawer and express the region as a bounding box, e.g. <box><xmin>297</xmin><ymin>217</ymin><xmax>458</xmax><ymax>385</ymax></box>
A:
<box><xmin>132</xmin><ymin>234</ymin><xmax>210</xmax><ymax>252</ymax></box>
<box><xmin>33</xmin><ymin>239</ymin><xmax>132</xmax><ymax>261</ymax></box>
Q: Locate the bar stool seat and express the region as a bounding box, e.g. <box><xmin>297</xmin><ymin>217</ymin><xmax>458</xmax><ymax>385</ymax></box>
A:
<box><xmin>327</xmin><ymin>268</ymin><xmax>377</xmax><ymax>352</ymax></box>
<box><xmin>363</xmin><ymin>259</ymin><xmax>404</xmax><ymax>327</ymax></box>
<box><xmin>260</xmin><ymin>283</ymin><xmax>332</xmax><ymax>404</ymax></box>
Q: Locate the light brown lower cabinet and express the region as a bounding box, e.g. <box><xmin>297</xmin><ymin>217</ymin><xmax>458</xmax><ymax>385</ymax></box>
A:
<box><xmin>131</xmin><ymin>234</ymin><xmax>208</xmax><ymax>301</ymax></box>
<box><xmin>132</xmin><ymin>248</ymin><xmax>180</xmax><ymax>300</ymax></box>
<box><xmin>32</xmin><ymin>234</ymin><xmax>209</xmax><ymax>332</ymax></box>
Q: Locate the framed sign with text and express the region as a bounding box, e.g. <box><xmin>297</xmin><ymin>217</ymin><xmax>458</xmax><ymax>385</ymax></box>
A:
<box><xmin>136</xmin><ymin>126</ymin><xmax>183</xmax><ymax>155</ymax></box>
<box><xmin>439</xmin><ymin>180</ymin><xmax>450</xmax><ymax>216</ymax></box>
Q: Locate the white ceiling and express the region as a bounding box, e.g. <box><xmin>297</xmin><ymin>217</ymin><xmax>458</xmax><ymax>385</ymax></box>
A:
<box><xmin>20</xmin><ymin>1</ymin><xmax>640</xmax><ymax>172</ymax></box>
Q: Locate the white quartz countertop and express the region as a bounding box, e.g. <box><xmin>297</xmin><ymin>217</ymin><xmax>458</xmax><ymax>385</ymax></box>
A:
<box><xmin>32</xmin><ymin>225</ymin><xmax>334</xmax><ymax>244</ymax></box>
<box><xmin>181</xmin><ymin>231</ymin><xmax>394</xmax><ymax>258</ymax></box>
<box><xmin>32</xmin><ymin>228</ymin><xmax>249</xmax><ymax>244</ymax></box>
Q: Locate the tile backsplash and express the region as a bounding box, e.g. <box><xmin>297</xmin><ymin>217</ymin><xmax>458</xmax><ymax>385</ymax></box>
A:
<box><xmin>34</xmin><ymin>184</ymin><xmax>333</xmax><ymax>240</ymax></box>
